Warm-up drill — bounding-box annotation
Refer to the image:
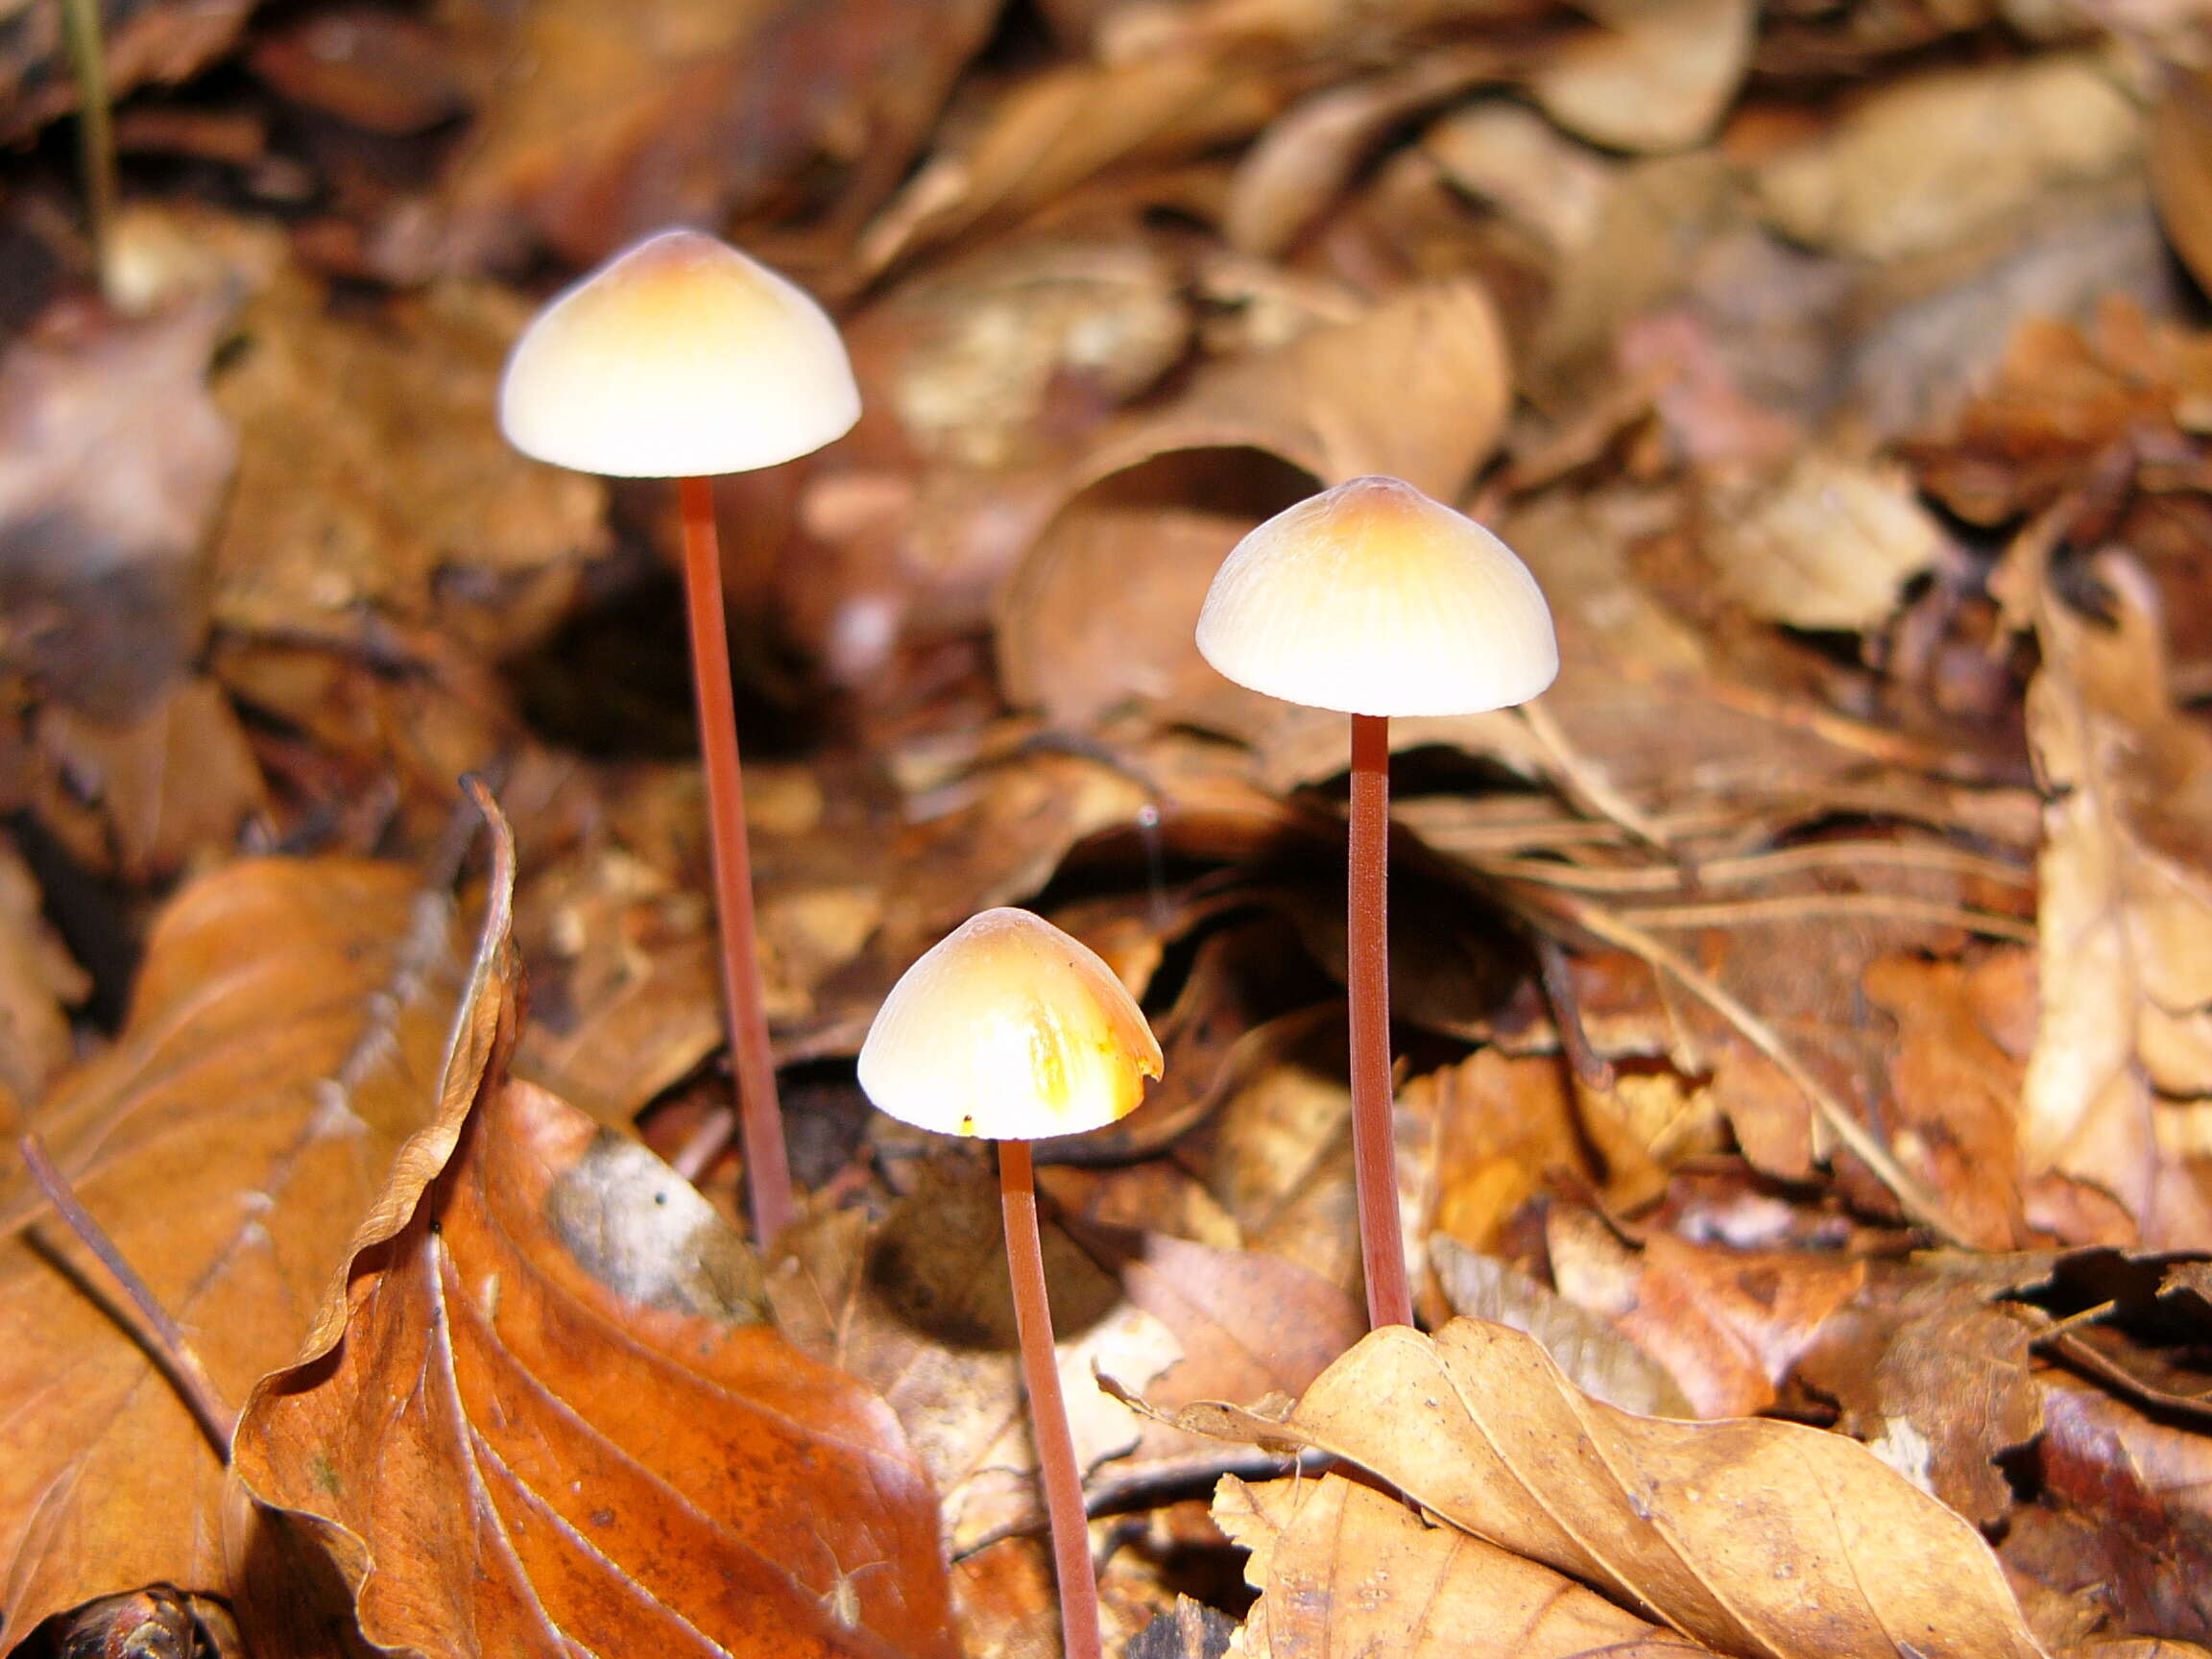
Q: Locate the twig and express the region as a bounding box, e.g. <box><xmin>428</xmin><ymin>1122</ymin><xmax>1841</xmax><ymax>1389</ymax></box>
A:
<box><xmin>1534</xmin><ymin>933</ymin><xmax>1615</xmax><ymax>1093</ymax></box>
<box><xmin>17</xmin><ymin>1132</ymin><xmax>238</xmax><ymax>1455</ymax></box>
<box><xmin>58</xmin><ymin>0</ymin><xmax>119</xmax><ymax>295</ymax></box>
<box><xmin>1615</xmin><ymin>893</ymin><xmax>2035</xmax><ymax>945</ymax></box>
<box><xmin>1518</xmin><ymin>697</ymin><xmax>1675</xmax><ymax>858</ymax></box>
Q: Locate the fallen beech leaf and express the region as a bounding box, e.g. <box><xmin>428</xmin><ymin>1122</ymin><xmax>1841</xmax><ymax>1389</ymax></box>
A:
<box><xmin>1793</xmin><ymin>1259</ymin><xmax>2041</xmax><ymax>1529</ymax></box>
<box><xmin>32</xmin><ymin>677</ymin><xmax>268</xmax><ymax>883</ymax></box>
<box><xmin>0</xmin><ymin>834</ymin><xmax>88</xmax><ymax>1101</ymax></box>
<box><xmin>237</xmin><ymin>1071</ymin><xmax>957</xmax><ymax>1659</ymax></box>
<box><xmin>0</xmin><ymin>850</ymin><xmax>503</xmax><ymax>1645</ymax></box>
<box><xmin>208</xmin><ymin>268</ymin><xmax>602</xmax><ymax>660</ymax></box>
<box><xmin>1174</xmin><ymin>1319</ymin><xmax>2048</xmax><ymax>1659</ymax></box>
<box><xmin>2151</xmin><ymin>67</ymin><xmax>2212</xmax><ymax>297</ymax></box>
<box><xmin>1431</xmin><ymin>1236</ymin><xmax>1694</xmax><ymax>1420</ymax></box>
<box><xmin>999</xmin><ymin>281</ymin><xmax>1511</xmax><ymax>727</ymax></box>
<box><xmin>1530</xmin><ymin>0</ymin><xmax>1754</xmax><ymax>155</ymax></box>
<box><xmin>1704</xmin><ymin>453</ymin><xmax>1943</xmax><ymax>633</ymax></box>
<box><xmin>1756</xmin><ymin>58</ymin><xmax>2139</xmax><ymax>263</ymax></box>
<box><xmin>1224</xmin><ymin>46</ymin><xmax>1503</xmax><ymax>257</ymax></box>
<box><xmin>0</xmin><ymin>301</ymin><xmax>236</xmax><ymax>720</ymax></box>
<box><xmin>2010</xmin><ymin>546</ymin><xmax>2212</xmax><ymax>1242</ymax></box>
<box><xmin>1217</xmin><ymin>1471</ymin><xmax>1717</xmax><ymax>1659</ymax></box>
<box><xmin>1546</xmin><ymin>1208</ymin><xmax>1864</xmax><ymax>1418</ymax></box>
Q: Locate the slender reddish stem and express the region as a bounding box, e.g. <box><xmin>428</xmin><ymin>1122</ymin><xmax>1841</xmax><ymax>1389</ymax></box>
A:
<box><xmin>678</xmin><ymin>474</ymin><xmax>793</xmax><ymax>1244</ymax></box>
<box><xmin>998</xmin><ymin>1141</ymin><xmax>1101</xmax><ymax>1659</ymax></box>
<box><xmin>1348</xmin><ymin>712</ymin><xmax>1412</xmax><ymax>1330</ymax></box>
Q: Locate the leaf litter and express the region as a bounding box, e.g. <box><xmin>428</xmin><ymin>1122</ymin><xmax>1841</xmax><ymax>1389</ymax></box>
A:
<box><xmin>8</xmin><ymin>0</ymin><xmax>2212</xmax><ymax>1652</ymax></box>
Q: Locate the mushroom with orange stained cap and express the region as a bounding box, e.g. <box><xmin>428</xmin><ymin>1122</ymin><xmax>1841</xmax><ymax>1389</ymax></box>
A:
<box><xmin>859</xmin><ymin>908</ymin><xmax>1163</xmax><ymax>1659</ymax></box>
<box><xmin>499</xmin><ymin>228</ymin><xmax>860</xmax><ymax>1245</ymax></box>
<box><xmin>1196</xmin><ymin>474</ymin><xmax>1557</xmax><ymax>1331</ymax></box>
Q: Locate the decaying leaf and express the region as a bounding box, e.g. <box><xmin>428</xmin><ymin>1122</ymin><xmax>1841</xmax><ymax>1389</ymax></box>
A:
<box><xmin>998</xmin><ymin>280</ymin><xmax>1511</xmax><ymax>727</ymax></box>
<box><xmin>1757</xmin><ymin>58</ymin><xmax>2140</xmax><ymax>263</ymax></box>
<box><xmin>236</xmin><ymin>1074</ymin><xmax>958</xmax><ymax>1659</ymax></box>
<box><xmin>1172</xmin><ymin>1318</ymin><xmax>2049</xmax><ymax>1658</ymax></box>
<box><xmin>0</xmin><ymin>301</ymin><xmax>236</xmax><ymax>720</ymax></box>
<box><xmin>2010</xmin><ymin>546</ymin><xmax>2212</xmax><ymax>1242</ymax></box>
<box><xmin>0</xmin><ymin>847</ymin><xmax>503</xmax><ymax>1644</ymax></box>
<box><xmin>1217</xmin><ymin>1471</ymin><xmax>1718</xmax><ymax>1659</ymax></box>
<box><xmin>1530</xmin><ymin>0</ymin><xmax>1755</xmax><ymax>156</ymax></box>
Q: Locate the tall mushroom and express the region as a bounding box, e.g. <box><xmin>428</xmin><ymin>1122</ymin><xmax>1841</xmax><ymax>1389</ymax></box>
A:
<box><xmin>499</xmin><ymin>228</ymin><xmax>860</xmax><ymax>1244</ymax></box>
<box><xmin>1195</xmin><ymin>475</ymin><xmax>1556</xmax><ymax>1329</ymax></box>
<box><xmin>858</xmin><ymin>908</ymin><xmax>1163</xmax><ymax>1659</ymax></box>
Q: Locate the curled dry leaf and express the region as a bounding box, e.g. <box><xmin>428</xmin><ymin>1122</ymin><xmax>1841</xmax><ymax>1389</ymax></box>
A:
<box><xmin>207</xmin><ymin>269</ymin><xmax>602</xmax><ymax>659</ymax></box>
<box><xmin>2010</xmin><ymin>546</ymin><xmax>2212</xmax><ymax>1243</ymax></box>
<box><xmin>0</xmin><ymin>848</ymin><xmax>503</xmax><ymax>1645</ymax></box>
<box><xmin>1703</xmin><ymin>453</ymin><xmax>1944</xmax><ymax>634</ymax></box>
<box><xmin>1169</xmin><ymin>1318</ymin><xmax>2049</xmax><ymax>1659</ymax></box>
<box><xmin>0</xmin><ymin>300</ymin><xmax>237</xmax><ymax>721</ymax></box>
<box><xmin>1756</xmin><ymin>58</ymin><xmax>2140</xmax><ymax>264</ymax></box>
<box><xmin>1530</xmin><ymin>0</ymin><xmax>1755</xmax><ymax>156</ymax></box>
<box><xmin>1217</xmin><ymin>1471</ymin><xmax>1718</xmax><ymax>1659</ymax></box>
<box><xmin>237</xmin><ymin>1077</ymin><xmax>958</xmax><ymax>1659</ymax></box>
<box><xmin>998</xmin><ymin>280</ymin><xmax>1511</xmax><ymax>728</ymax></box>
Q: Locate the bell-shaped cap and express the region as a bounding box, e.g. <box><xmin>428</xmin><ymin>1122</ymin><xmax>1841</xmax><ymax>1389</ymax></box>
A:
<box><xmin>1195</xmin><ymin>475</ymin><xmax>1558</xmax><ymax>716</ymax></box>
<box><xmin>498</xmin><ymin>228</ymin><xmax>860</xmax><ymax>479</ymax></box>
<box><xmin>858</xmin><ymin>908</ymin><xmax>1164</xmax><ymax>1141</ymax></box>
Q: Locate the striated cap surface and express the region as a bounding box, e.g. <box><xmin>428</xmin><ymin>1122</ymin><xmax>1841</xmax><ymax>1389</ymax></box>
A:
<box><xmin>1195</xmin><ymin>474</ymin><xmax>1558</xmax><ymax>716</ymax></box>
<box><xmin>499</xmin><ymin>228</ymin><xmax>859</xmax><ymax>478</ymax></box>
<box><xmin>858</xmin><ymin>908</ymin><xmax>1163</xmax><ymax>1141</ymax></box>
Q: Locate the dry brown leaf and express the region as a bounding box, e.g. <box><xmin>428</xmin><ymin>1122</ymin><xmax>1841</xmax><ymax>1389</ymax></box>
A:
<box><xmin>207</xmin><ymin>268</ymin><xmax>602</xmax><ymax>659</ymax></box>
<box><xmin>1792</xmin><ymin>1259</ymin><xmax>2041</xmax><ymax>1529</ymax></box>
<box><xmin>998</xmin><ymin>280</ymin><xmax>1511</xmax><ymax>727</ymax></box>
<box><xmin>0</xmin><ymin>0</ymin><xmax>253</xmax><ymax>141</ymax></box>
<box><xmin>1431</xmin><ymin>1236</ymin><xmax>1695</xmax><ymax>1419</ymax></box>
<box><xmin>425</xmin><ymin>0</ymin><xmax>998</xmax><ymax>274</ymax></box>
<box><xmin>1756</xmin><ymin>58</ymin><xmax>2140</xmax><ymax>263</ymax></box>
<box><xmin>2011</xmin><ymin>547</ymin><xmax>2212</xmax><ymax>1243</ymax></box>
<box><xmin>32</xmin><ymin>677</ymin><xmax>268</xmax><ymax>883</ymax></box>
<box><xmin>0</xmin><ymin>833</ymin><xmax>88</xmax><ymax>1102</ymax></box>
<box><xmin>1224</xmin><ymin>45</ymin><xmax>1503</xmax><ymax>257</ymax></box>
<box><xmin>0</xmin><ymin>301</ymin><xmax>236</xmax><ymax>721</ymax></box>
<box><xmin>2151</xmin><ymin>66</ymin><xmax>2212</xmax><ymax>297</ymax></box>
<box><xmin>853</xmin><ymin>53</ymin><xmax>1285</xmax><ymax>281</ymax></box>
<box><xmin>0</xmin><ymin>849</ymin><xmax>502</xmax><ymax>1644</ymax></box>
<box><xmin>1220</xmin><ymin>1471</ymin><xmax>1719</xmax><ymax>1659</ymax></box>
<box><xmin>236</xmin><ymin>1072</ymin><xmax>958</xmax><ymax>1659</ymax></box>
<box><xmin>1703</xmin><ymin>453</ymin><xmax>1944</xmax><ymax>634</ymax></box>
<box><xmin>1174</xmin><ymin>1318</ymin><xmax>2049</xmax><ymax>1659</ymax></box>
<box><xmin>1546</xmin><ymin>1209</ymin><xmax>1865</xmax><ymax>1418</ymax></box>
<box><xmin>1530</xmin><ymin>0</ymin><xmax>1755</xmax><ymax>155</ymax></box>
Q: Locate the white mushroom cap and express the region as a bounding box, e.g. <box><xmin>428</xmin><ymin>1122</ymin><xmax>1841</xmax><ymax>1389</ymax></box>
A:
<box><xmin>858</xmin><ymin>909</ymin><xmax>1164</xmax><ymax>1141</ymax></box>
<box><xmin>498</xmin><ymin>228</ymin><xmax>860</xmax><ymax>479</ymax></box>
<box><xmin>1195</xmin><ymin>475</ymin><xmax>1558</xmax><ymax>716</ymax></box>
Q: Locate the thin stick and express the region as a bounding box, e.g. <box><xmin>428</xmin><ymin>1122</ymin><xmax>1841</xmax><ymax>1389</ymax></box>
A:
<box><xmin>998</xmin><ymin>1140</ymin><xmax>1101</xmax><ymax>1659</ymax></box>
<box><xmin>17</xmin><ymin>1133</ymin><xmax>238</xmax><ymax>1455</ymax></box>
<box><xmin>1348</xmin><ymin>712</ymin><xmax>1413</xmax><ymax>1330</ymax></box>
<box><xmin>58</xmin><ymin>0</ymin><xmax>118</xmax><ymax>293</ymax></box>
<box><xmin>1535</xmin><ymin>934</ymin><xmax>1616</xmax><ymax>1093</ymax></box>
<box><xmin>677</xmin><ymin>475</ymin><xmax>793</xmax><ymax>1242</ymax></box>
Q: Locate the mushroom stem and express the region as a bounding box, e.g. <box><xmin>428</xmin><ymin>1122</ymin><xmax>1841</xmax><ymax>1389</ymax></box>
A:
<box><xmin>677</xmin><ymin>474</ymin><xmax>794</xmax><ymax>1244</ymax></box>
<box><xmin>998</xmin><ymin>1139</ymin><xmax>1101</xmax><ymax>1659</ymax></box>
<box><xmin>1348</xmin><ymin>711</ymin><xmax>1412</xmax><ymax>1330</ymax></box>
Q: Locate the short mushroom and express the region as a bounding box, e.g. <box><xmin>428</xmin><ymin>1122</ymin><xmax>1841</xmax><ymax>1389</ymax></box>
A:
<box><xmin>499</xmin><ymin>228</ymin><xmax>860</xmax><ymax>1244</ymax></box>
<box><xmin>858</xmin><ymin>907</ymin><xmax>1163</xmax><ymax>1659</ymax></box>
<box><xmin>1195</xmin><ymin>474</ymin><xmax>1556</xmax><ymax>1329</ymax></box>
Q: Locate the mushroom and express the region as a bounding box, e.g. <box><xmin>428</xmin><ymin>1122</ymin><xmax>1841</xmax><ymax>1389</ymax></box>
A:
<box><xmin>1195</xmin><ymin>475</ymin><xmax>1556</xmax><ymax>1328</ymax></box>
<box><xmin>858</xmin><ymin>908</ymin><xmax>1163</xmax><ymax>1659</ymax></box>
<box><xmin>499</xmin><ymin>228</ymin><xmax>859</xmax><ymax>1244</ymax></box>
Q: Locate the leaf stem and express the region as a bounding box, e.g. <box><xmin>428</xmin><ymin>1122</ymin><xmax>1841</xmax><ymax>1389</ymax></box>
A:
<box><xmin>998</xmin><ymin>1140</ymin><xmax>1101</xmax><ymax>1659</ymax></box>
<box><xmin>677</xmin><ymin>474</ymin><xmax>794</xmax><ymax>1243</ymax></box>
<box><xmin>17</xmin><ymin>1131</ymin><xmax>238</xmax><ymax>1455</ymax></box>
<box><xmin>1349</xmin><ymin>712</ymin><xmax>1412</xmax><ymax>1330</ymax></box>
